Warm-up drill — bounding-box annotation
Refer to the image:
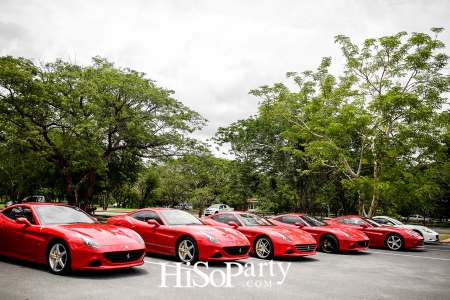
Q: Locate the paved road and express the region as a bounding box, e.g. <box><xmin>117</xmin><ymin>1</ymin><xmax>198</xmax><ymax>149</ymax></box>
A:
<box><xmin>1</xmin><ymin>243</ymin><xmax>449</xmax><ymax>300</ymax></box>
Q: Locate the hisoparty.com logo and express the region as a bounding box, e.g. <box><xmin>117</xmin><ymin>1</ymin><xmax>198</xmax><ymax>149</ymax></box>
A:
<box><xmin>159</xmin><ymin>260</ymin><xmax>291</xmax><ymax>288</ymax></box>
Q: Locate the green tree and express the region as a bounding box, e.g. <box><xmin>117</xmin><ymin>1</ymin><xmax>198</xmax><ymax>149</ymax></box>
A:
<box><xmin>159</xmin><ymin>154</ymin><xmax>232</xmax><ymax>217</ymax></box>
<box><xmin>251</xmin><ymin>28</ymin><xmax>450</xmax><ymax>217</ymax></box>
<box><xmin>0</xmin><ymin>56</ymin><xmax>206</xmax><ymax>209</ymax></box>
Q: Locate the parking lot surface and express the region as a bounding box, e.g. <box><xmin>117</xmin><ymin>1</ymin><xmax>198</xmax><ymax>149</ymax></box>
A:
<box><xmin>1</xmin><ymin>243</ymin><xmax>449</xmax><ymax>300</ymax></box>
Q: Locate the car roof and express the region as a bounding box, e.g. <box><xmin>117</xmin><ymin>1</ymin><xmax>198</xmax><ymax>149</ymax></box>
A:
<box><xmin>273</xmin><ymin>213</ymin><xmax>308</xmax><ymax>217</ymax></box>
<box><xmin>6</xmin><ymin>202</ymin><xmax>72</xmax><ymax>208</ymax></box>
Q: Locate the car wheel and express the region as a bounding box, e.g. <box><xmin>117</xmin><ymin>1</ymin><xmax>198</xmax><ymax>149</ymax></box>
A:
<box><xmin>254</xmin><ymin>236</ymin><xmax>274</xmax><ymax>259</ymax></box>
<box><xmin>47</xmin><ymin>240</ymin><xmax>71</xmax><ymax>275</ymax></box>
<box><xmin>386</xmin><ymin>234</ymin><xmax>404</xmax><ymax>251</ymax></box>
<box><xmin>176</xmin><ymin>237</ymin><xmax>198</xmax><ymax>264</ymax></box>
<box><xmin>320</xmin><ymin>234</ymin><xmax>339</xmax><ymax>254</ymax></box>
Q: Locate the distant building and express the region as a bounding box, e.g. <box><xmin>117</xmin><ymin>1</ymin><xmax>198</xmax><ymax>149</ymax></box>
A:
<box><xmin>247</xmin><ymin>198</ymin><xmax>259</xmax><ymax>212</ymax></box>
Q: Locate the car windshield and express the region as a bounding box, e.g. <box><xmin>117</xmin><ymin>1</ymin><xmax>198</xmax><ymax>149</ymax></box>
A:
<box><xmin>238</xmin><ymin>213</ymin><xmax>274</xmax><ymax>226</ymax></box>
<box><xmin>301</xmin><ymin>215</ymin><xmax>328</xmax><ymax>226</ymax></box>
<box><xmin>363</xmin><ymin>218</ymin><xmax>382</xmax><ymax>227</ymax></box>
<box><xmin>208</xmin><ymin>204</ymin><xmax>221</xmax><ymax>208</ymax></box>
<box><xmin>34</xmin><ymin>205</ymin><xmax>96</xmax><ymax>225</ymax></box>
<box><xmin>384</xmin><ymin>217</ymin><xmax>404</xmax><ymax>225</ymax></box>
<box><xmin>159</xmin><ymin>210</ymin><xmax>203</xmax><ymax>225</ymax></box>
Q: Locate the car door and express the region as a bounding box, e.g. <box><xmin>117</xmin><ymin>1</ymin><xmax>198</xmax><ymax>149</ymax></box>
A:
<box><xmin>144</xmin><ymin>210</ymin><xmax>173</xmax><ymax>255</ymax></box>
<box><xmin>129</xmin><ymin>210</ymin><xmax>163</xmax><ymax>253</ymax></box>
<box><xmin>0</xmin><ymin>206</ymin><xmax>41</xmax><ymax>260</ymax></box>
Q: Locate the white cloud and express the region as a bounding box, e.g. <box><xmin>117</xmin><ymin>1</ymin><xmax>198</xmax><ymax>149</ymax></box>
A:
<box><xmin>1</xmin><ymin>0</ymin><xmax>449</xmax><ymax>156</ymax></box>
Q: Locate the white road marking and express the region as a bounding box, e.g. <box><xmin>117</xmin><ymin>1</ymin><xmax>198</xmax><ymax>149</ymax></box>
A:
<box><xmin>423</xmin><ymin>248</ymin><xmax>450</xmax><ymax>252</ymax></box>
<box><xmin>368</xmin><ymin>250</ymin><xmax>450</xmax><ymax>261</ymax></box>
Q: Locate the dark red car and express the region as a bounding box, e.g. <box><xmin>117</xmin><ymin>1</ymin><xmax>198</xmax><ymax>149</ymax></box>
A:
<box><xmin>270</xmin><ymin>214</ymin><xmax>370</xmax><ymax>253</ymax></box>
<box><xmin>328</xmin><ymin>215</ymin><xmax>424</xmax><ymax>251</ymax></box>
<box><xmin>0</xmin><ymin>203</ymin><xmax>146</xmax><ymax>275</ymax></box>
<box><xmin>107</xmin><ymin>208</ymin><xmax>251</xmax><ymax>264</ymax></box>
<box><xmin>203</xmin><ymin>211</ymin><xmax>317</xmax><ymax>259</ymax></box>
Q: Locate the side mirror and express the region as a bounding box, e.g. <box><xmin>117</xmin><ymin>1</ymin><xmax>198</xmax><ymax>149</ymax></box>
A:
<box><xmin>228</xmin><ymin>221</ymin><xmax>239</xmax><ymax>229</ymax></box>
<box><xmin>16</xmin><ymin>217</ymin><xmax>32</xmax><ymax>227</ymax></box>
<box><xmin>147</xmin><ymin>219</ymin><xmax>160</xmax><ymax>226</ymax></box>
<box><xmin>360</xmin><ymin>224</ymin><xmax>368</xmax><ymax>229</ymax></box>
<box><xmin>294</xmin><ymin>222</ymin><xmax>304</xmax><ymax>228</ymax></box>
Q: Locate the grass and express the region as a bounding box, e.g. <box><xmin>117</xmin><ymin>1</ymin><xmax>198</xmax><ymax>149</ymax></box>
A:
<box><xmin>439</xmin><ymin>233</ymin><xmax>450</xmax><ymax>241</ymax></box>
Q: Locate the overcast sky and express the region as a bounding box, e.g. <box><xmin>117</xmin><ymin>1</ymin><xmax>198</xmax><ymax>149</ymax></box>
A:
<box><xmin>1</xmin><ymin>0</ymin><xmax>450</xmax><ymax>155</ymax></box>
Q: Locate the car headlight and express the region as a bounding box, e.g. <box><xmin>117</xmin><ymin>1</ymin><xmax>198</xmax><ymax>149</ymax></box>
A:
<box><xmin>132</xmin><ymin>230</ymin><xmax>145</xmax><ymax>245</ymax></box>
<box><xmin>340</xmin><ymin>231</ymin><xmax>354</xmax><ymax>239</ymax></box>
<box><xmin>405</xmin><ymin>230</ymin><xmax>419</xmax><ymax>237</ymax></box>
<box><xmin>422</xmin><ymin>228</ymin><xmax>432</xmax><ymax>233</ymax></box>
<box><xmin>200</xmin><ymin>231</ymin><xmax>220</xmax><ymax>244</ymax></box>
<box><xmin>76</xmin><ymin>233</ymin><xmax>100</xmax><ymax>248</ymax></box>
<box><xmin>275</xmin><ymin>232</ymin><xmax>291</xmax><ymax>242</ymax></box>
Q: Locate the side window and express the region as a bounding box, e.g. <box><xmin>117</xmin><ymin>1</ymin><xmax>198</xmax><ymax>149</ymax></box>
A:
<box><xmin>23</xmin><ymin>208</ymin><xmax>36</xmax><ymax>225</ymax></box>
<box><xmin>2</xmin><ymin>206</ymin><xmax>34</xmax><ymax>224</ymax></box>
<box><xmin>348</xmin><ymin>218</ymin><xmax>362</xmax><ymax>225</ymax></box>
<box><xmin>375</xmin><ymin>218</ymin><xmax>388</xmax><ymax>225</ymax></box>
<box><xmin>10</xmin><ymin>207</ymin><xmax>25</xmax><ymax>219</ymax></box>
<box><xmin>2</xmin><ymin>207</ymin><xmax>16</xmax><ymax>220</ymax></box>
<box><xmin>212</xmin><ymin>214</ymin><xmax>242</xmax><ymax>226</ymax></box>
<box><xmin>276</xmin><ymin>216</ymin><xmax>303</xmax><ymax>225</ymax></box>
<box><xmin>130</xmin><ymin>211</ymin><xmax>146</xmax><ymax>222</ymax></box>
<box><xmin>144</xmin><ymin>211</ymin><xmax>164</xmax><ymax>225</ymax></box>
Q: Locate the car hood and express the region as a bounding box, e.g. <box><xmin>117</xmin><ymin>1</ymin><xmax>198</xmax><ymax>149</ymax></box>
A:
<box><xmin>179</xmin><ymin>225</ymin><xmax>250</xmax><ymax>246</ymax></box>
<box><xmin>328</xmin><ymin>226</ymin><xmax>369</xmax><ymax>240</ymax></box>
<box><xmin>391</xmin><ymin>224</ymin><xmax>438</xmax><ymax>234</ymax></box>
<box><xmin>250</xmin><ymin>226</ymin><xmax>316</xmax><ymax>244</ymax></box>
<box><xmin>57</xmin><ymin>224</ymin><xmax>141</xmax><ymax>245</ymax></box>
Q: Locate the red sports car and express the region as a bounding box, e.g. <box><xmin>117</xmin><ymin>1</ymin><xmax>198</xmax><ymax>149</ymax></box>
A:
<box><xmin>328</xmin><ymin>215</ymin><xmax>424</xmax><ymax>251</ymax></box>
<box><xmin>269</xmin><ymin>214</ymin><xmax>370</xmax><ymax>253</ymax></box>
<box><xmin>0</xmin><ymin>203</ymin><xmax>146</xmax><ymax>275</ymax></box>
<box><xmin>107</xmin><ymin>208</ymin><xmax>251</xmax><ymax>264</ymax></box>
<box><xmin>203</xmin><ymin>211</ymin><xmax>317</xmax><ymax>259</ymax></box>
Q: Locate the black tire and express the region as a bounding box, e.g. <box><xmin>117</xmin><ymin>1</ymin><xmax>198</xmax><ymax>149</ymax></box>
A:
<box><xmin>47</xmin><ymin>240</ymin><xmax>71</xmax><ymax>275</ymax></box>
<box><xmin>254</xmin><ymin>236</ymin><xmax>274</xmax><ymax>259</ymax></box>
<box><xmin>385</xmin><ymin>234</ymin><xmax>404</xmax><ymax>251</ymax></box>
<box><xmin>176</xmin><ymin>237</ymin><xmax>198</xmax><ymax>264</ymax></box>
<box><xmin>215</xmin><ymin>211</ymin><xmax>218</xmax><ymax>214</ymax></box>
<box><xmin>320</xmin><ymin>235</ymin><xmax>340</xmax><ymax>254</ymax></box>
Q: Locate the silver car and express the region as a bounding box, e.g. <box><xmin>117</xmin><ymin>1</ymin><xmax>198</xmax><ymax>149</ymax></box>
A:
<box><xmin>373</xmin><ymin>215</ymin><xmax>439</xmax><ymax>243</ymax></box>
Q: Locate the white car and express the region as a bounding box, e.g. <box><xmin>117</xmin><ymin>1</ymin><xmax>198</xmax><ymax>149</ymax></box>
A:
<box><xmin>203</xmin><ymin>204</ymin><xmax>233</xmax><ymax>216</ymax></box>
<box><xmin>373</xmin><ymin>216</ymin><xmax>439</xmax><ymax>243</ymax></box>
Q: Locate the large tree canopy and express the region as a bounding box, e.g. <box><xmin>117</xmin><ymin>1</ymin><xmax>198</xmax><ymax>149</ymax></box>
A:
<box><xmin>0</xmin><ymin>56</ymin><xmax>207</xmax><ymax>208</ymax></box>
<box><xmin>249</xmin><ymin>28</ymin><xmax>450</xmax><ymax>217</ymax></box>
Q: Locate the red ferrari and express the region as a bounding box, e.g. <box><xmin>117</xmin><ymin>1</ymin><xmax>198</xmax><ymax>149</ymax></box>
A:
<box><xmin>107</xmin><ymin>208</ymin><xmax>251</xmax><ymax>264</ymax></box>
<box><xmin>0</xmin><ymin>203</ymin><xmax>146</xmax><ymax>275</ymax></box>
<box><xmin>203</xmin><ymin>211</ymin><xmax>317</xmax><ymax>259</ymax></box>
<box><xmin>269</xmin><ymin>214</ymin><xmax>370</xmax><ymax>253</ymax></box>
<box><xmin>328</xmin><ymin>215</ymin><xmax>424</xmax><ymax>251</ymax></box>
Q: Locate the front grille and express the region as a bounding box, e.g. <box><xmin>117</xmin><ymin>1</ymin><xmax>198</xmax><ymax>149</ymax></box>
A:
<box><xmin>357</xmin><ymin>241</ymin><xmax>369</xmax><ymax>247</ymax></box>
<box><xmin>295</xmin><ymin>244</ymin><xmax>316</xmax><ymax>252</ymax></box>
<box><xmin>103</xmin><ymin>250</ymin><xmax>145</xmax><ymax>263</ymax></box>
<box><xmin>223</xmin><ymin>246</ymin><xmax>250</xmax><ymax>256</ymax></box>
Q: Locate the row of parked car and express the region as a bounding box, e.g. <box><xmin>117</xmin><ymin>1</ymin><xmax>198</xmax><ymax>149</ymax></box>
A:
<box><xmin>0</xmin><ymin>200</ymin><xmax>440</xmax><ymax>276</ymax></box>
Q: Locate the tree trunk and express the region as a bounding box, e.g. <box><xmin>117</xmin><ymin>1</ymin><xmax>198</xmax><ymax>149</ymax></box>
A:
<box><xmin>84</xmin><ymin>168</ymin><xmax>96</xmax><ymax>209</ymax></box>
<box><xmin>367</xmin><ymin>161</ymin><xmax>381</xmax><ymax>218</ymax></box>
<box><xmin>358</xmin><ymin>191</ymin><xmax>367</xmax><ymax>217</ymax></box>
<box><xmin>63</xmin><ymin>170</ymin><xmax>76</xmax><ymax>205</ymax></box>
